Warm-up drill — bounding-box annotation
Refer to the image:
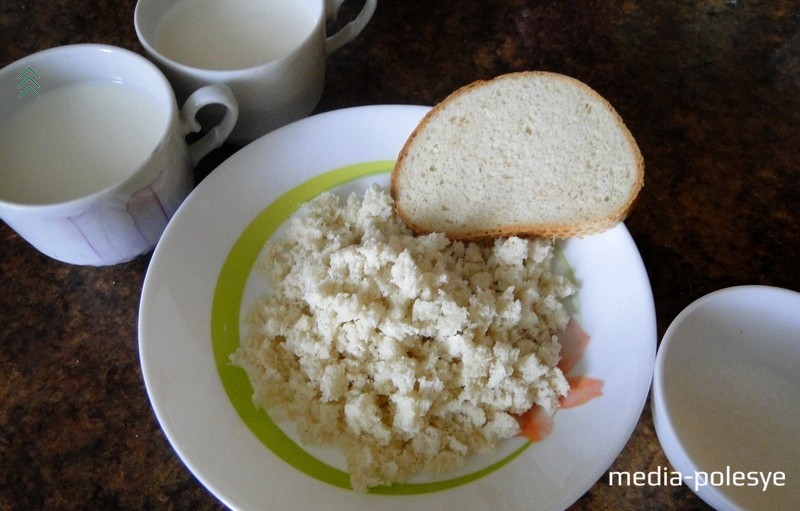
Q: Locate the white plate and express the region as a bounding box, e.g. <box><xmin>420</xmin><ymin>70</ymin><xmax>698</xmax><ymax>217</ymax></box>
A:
<box><xmin>139</xmin><ymin>105</ymin><xmax>657</xmax><ymax>511</ymax></box>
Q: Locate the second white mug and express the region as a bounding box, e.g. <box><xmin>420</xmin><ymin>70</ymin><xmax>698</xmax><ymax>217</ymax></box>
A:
<box><xmin>134</xmin><ymin>0</ymin><xmax>377</xmax><ymax>145</ymax></box>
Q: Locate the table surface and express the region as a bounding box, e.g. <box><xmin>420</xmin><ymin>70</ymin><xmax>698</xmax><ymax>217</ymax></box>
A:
<box><xmin>2</xmin><ymin>1</ymin><xmax>799</xmax><ymax>510</ymax></box>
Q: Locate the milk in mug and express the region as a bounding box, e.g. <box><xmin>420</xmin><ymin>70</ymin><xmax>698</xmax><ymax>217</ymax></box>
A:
<box><xmin>0</xmin><ymin>81</ymin><xmax>169</xmax><ymax>205</ymax></box>
<box><xmin>154</xmin><ymin>0</ymin><xmax>317</xmax><ymax>70</ymax></box>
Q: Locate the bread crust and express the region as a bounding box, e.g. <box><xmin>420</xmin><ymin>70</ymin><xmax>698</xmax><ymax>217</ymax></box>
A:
<box><xmin>390</xmin><ymin>71</ymin><xmax>644</xmax><ymax>240</ymax></box>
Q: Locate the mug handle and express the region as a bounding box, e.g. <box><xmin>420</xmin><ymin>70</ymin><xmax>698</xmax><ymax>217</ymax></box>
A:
<box><xmin>179</xmin><ymin>84</ymin><xmax>239</xmax><ymax>166</ymax></box>
<box><xmin>325</xmin><ymin>0</ymin><xmax>377</xmax><ymax>55</ymax></box>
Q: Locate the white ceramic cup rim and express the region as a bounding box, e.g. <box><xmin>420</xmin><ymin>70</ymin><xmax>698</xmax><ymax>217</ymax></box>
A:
<box><xmin>652</xmin><ymin>284</ymin><xmax>800</xmax><ymax>511</ymax></box>
<box><xmin>134</xmin><ymin>0</ymin><xmax>325</xmax><ymax>75</ymax></box>
<box><xmin>0</xmin><ymin>43</ymin><xmax>179</xmax><ymax>214</ymax></box>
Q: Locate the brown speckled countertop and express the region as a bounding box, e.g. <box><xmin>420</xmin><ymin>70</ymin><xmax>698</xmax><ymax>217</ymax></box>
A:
<box><xmin>1</xmin><ymin>1</ymin><xmax>799</xmax><ymax>510</ymax></box>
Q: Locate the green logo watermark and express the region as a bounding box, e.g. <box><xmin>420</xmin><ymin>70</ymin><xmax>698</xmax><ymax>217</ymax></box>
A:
<box><xmin>18</xmin><ymin>66</ymin><xmax>40</xmax><ymax>98</ymax></box>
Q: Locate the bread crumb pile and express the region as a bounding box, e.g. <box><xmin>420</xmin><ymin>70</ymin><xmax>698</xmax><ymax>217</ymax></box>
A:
<box><xmin>232</xmin><ymin>185</ymin><xmax>576</xmax><ymax>491</ymax></box>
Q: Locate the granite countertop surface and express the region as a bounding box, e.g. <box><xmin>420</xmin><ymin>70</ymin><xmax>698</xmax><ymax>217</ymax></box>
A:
<box><xmin>1</xmin><ymin>1</ymin><xmax>799</xmax><ymax>509</ymax></box>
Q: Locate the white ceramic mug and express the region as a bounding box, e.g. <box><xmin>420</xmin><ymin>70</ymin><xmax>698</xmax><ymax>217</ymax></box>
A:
<box><xmin>0</xmin><ymin>44</ymin><xmax>238</xmax><ymax>266</ymax></box>
<box><xmin>134</xmin><ymin>0</ymin><xmax>377</xmax><ymax>145</ymax></box>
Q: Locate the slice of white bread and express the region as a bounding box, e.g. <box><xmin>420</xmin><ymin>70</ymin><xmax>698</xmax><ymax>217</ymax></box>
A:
<box><xmin>390</xmin><ymin>71</ymin><xmax>644</xmax><ymax>239</ymax></box>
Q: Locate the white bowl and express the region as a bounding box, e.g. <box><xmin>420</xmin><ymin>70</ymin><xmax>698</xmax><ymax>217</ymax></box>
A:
<box><xmin>652</xmin><ymin>285</ymin><xmax>800</xmax><ymax>510</ymax></box>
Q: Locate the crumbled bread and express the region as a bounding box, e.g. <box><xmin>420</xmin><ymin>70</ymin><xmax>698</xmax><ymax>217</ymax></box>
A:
<box><xmin>232</xmin><ymin>185</ymin><xmax>575</xmax><ymax>491</ymax></box>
